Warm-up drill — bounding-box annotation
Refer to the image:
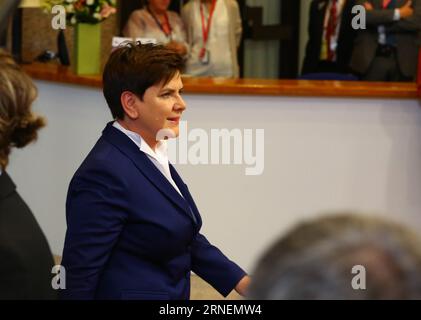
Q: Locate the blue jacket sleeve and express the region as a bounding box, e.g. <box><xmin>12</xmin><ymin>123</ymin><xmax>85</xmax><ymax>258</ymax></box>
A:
<box><xmin>191</xmin><ymin>233</ymin><xmax>247</xmax><ymax>297</ymax></box>
<box><xmin>60</xmin><ymin>162</ymin><xmax>128</xmax><ymax>300</ymax></box>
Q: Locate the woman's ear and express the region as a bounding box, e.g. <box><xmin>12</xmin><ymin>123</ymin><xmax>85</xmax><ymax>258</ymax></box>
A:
<box><xmin>120</xmin><ymin>91</ymin><xmax>140</xmax><ymax>119</ymax></box>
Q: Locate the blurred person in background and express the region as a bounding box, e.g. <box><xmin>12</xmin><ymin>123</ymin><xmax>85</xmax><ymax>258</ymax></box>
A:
<box><xmin>350</xmin><ymin>0</ymin><xmax>421</xmax><ymax>81</ymax></box>
<box><xmin>123</xmin><ymin>0</ymin><xmax>188</xmax><ymax>56</ymax></box>
<box><xmin>181</xmin><ymin>0</ymin><xmax>242</xmax><ymax>77</ymax></box>
<box><xmin>248</xmin><ymin>214</ymin><xmax>421</xmax><ymax>300</ymax></box>
<box><xmin>0</xmin><ymin>49</ymin><xmax>56</xmax><ymax>300</ymax></box>
<box><xmin>302</xmin><ymin>0</ymin><xmax>357</xmax><ymax>76</ymax></box>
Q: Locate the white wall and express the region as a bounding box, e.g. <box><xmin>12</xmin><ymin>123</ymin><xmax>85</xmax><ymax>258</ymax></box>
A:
<box><xmin>7</xmin><ymin>80</ymin><xmax>421</xmax><ymax>274</ymax></box>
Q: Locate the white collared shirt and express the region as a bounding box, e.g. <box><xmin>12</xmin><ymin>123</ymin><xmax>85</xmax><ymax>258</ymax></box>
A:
<box><xmin>112</xmin><ymin>121</ymin><xmax>183</xmax><ymax>197</ymax></box>
<box><xmin>378</xmin><ymin>10</ymin><xmax>401</xmax><ymax>45</ymax></box>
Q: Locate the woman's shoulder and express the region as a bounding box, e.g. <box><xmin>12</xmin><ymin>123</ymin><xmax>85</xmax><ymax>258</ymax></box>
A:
<box><xmin>225</xmin><ymin>0</ymin><xmax>241</xmax><ymax>11</ymax></box>
<box><xmin>181</xmin><ymin>0</ymin><xmax>196</xmax><ymax>15</ymax></box>
<box><xmin>167</xmin><ymin>10</ymin><xmax>183</xmax><ymax>22</ymax></box>
<box><xmin>128</xmin><ymin>8</ymin><xmax>149</xmax><ymax>21</ymax></box>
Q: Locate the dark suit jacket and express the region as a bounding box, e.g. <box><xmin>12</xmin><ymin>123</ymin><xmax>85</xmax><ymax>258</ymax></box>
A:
<box><xmin>302</xmin><ymin>0</ymin><xmax>357</xmax><ymax>75</ymax></box>
<box><xmin>0</xmin><ymin>172</ymin><xmax>57</xmax><ymax>299</ymax></box>
<box><xmin>61</xmin><ymin>123</ymin><xmax>246</xmax><ymax>300</ymax></box>
<box><xmin>350</xmin><ymin>0</ymin><xmax>421</xmax><ymax>78</ymax></box>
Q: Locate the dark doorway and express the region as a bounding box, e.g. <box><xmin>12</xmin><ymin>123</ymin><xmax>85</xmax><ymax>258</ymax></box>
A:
<box><xmin>238</xmin><ymin>0</ymin><xmax>300</xmax><ymax>78</ymax></box>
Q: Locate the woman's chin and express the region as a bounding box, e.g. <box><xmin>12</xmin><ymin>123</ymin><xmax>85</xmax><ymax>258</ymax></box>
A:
<box><xmin>171</xmin><ymin>127</ymin><xmax>180</xmax><ymax>138</ymax></box>
<box><xmin>156</xmin><ymin>127</ymin><xmax>179</xmax><ymax>140</ymax></box>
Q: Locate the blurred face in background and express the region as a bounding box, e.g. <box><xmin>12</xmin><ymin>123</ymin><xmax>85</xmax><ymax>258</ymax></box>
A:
<box><xmin>148</xmin><ymin>0</ymin><xmax>171</xmax><ymax>14</ymax></box>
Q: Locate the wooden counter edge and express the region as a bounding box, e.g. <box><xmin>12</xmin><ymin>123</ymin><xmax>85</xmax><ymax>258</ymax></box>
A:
<box><xmin>21</xmin><ymin>63</ymin><xmax>419</xmax><ymax>99</ymax></box>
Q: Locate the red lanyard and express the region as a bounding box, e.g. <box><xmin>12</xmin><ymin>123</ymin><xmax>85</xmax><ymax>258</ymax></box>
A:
<box><xmin>147</xmin><ymin>6</ymin><xmax>173</xmax><ymax>39</ymax></box>
<box><xmin>200</xmin><ymin>0</ymin><xmax>217</xmax><ymax>46</ymax></box>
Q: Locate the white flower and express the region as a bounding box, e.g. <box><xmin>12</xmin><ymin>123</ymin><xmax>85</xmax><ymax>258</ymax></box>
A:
<box><xmin>66</xmin><ymin>5</ymin><xmax>74</xmax><ymax>13</ymax></box>
<box><xmin>87</xmin><ymin>0</ymin><xmax>94</xmax><ymax>5</ymax></box>
<box><xmin>93</xmin><ymin>13</ymin><xmax>101</xmax><ymax>20</ymax></box>
<box><xmin>70</xmin><ymin>16</ymin><xmax>77</xmax><ymax>25</ymax></box>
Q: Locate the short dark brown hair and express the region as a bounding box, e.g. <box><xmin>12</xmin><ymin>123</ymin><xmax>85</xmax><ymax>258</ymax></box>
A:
<box><xmin>0</xmin><ymin>49</ymin><xmax>45</xmax><ymax>170</ymax></box>
<box><xmin>102</xmin><ymin>41</ymin><xmax>185</xmax><ymax>119</ymax></box>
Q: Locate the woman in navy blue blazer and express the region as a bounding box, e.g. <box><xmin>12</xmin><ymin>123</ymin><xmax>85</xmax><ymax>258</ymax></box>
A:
<box><xmin>61</xmin><ymin>42</ymin><xmax>250</xmax><ymax>300</ymax></box>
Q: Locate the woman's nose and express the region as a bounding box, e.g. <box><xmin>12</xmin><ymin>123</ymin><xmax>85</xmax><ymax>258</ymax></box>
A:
<box><xmin>174</xmin><ymin>96</ymin><xmax>186</xmax><ymax>111</ymax></box>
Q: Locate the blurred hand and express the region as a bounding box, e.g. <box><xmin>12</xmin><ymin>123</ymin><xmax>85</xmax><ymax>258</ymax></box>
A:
<box><xmin>166</xmin><ymin>41</ymin><xmax>187</xmax><ymax>56</ymax></box>
<box><xmin>364</xmin><ymin>2</ymin><xmax>374</xmax><ymax>10</ymax></box>
<box><xmin>399</xmin><ymin>0</ymin><xmax>414</xmax><ymax>18</ymax></box>
<box><xmin>235</xmin><ymin>275</ymin><xmax>251</xmax><ymax>297</ymax></box>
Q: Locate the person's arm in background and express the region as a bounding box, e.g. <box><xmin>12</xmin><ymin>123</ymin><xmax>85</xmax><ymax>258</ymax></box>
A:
<box><xmin>181</xmin><ymin>3</ymin><xmax>193</xmax><ymax>57</ymax></box>
<box><xmin>60</xmin><ymin>162</ymin><xmax>128</xmax><ymax>300</ymax></box>
<box><xmin>387</xmin><ymin>0</ymin><xmax>421</xmax><ymax>32</ymax></box>
<box><xmin>122</xmin><ymin>11</ymin><xmax>146</xmax><ymax>38</ymax></box>
<box><xmin>166</xmin><ymin>13</ymin><xmax>190</xmax><ymax>58</ymax></box>
<box><xmin>191</xmin><ymin>233</ymin><xmax>250</xmax><ymax>297</ymax></box>
<box><xmin>232</xmin><ymin>0</ymin><xmax>243</xmax><ymax>48</ymax></box>
<box><xmin>359</xmin><ymin>0</ymin><xmax>414</xmax><ymax>26</ymax></box>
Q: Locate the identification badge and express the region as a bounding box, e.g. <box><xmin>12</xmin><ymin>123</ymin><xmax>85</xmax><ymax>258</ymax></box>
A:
<box><xmin>199</xmin><ymin>48</ymin><xmax>210</xmax><ymax>65</ymax></box>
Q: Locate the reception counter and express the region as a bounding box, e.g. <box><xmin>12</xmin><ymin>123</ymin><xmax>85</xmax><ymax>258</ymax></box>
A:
<box><xmin>9</xmin><ymin>62</ymin><xmax>421</xmax><ymax>273</ymax></box>
<box><xmin>22</xmin><ymin>62</ymin><xmax>419</xmax><ymax>99</ymax></box>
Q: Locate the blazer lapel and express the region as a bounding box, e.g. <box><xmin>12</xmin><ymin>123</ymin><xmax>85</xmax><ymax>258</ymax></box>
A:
<box><xmin>0</xmin><ymin>171</ymin><xmax>16</xmax><ymax>200</ymax></box>
<box><xmin>101</xmin><ymin>122</ymin><xmax>197</xmax><ymax>224</ymax></box>
<box><xmin>169</xmin><ymin>164</ymin><xmax>202</xmax><ymax>228</ymax></box>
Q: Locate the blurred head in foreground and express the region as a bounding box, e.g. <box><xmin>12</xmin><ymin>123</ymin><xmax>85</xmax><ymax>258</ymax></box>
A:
<box><xmin>0</xmin><ymin>49</ymin><xmax>45</xmax><ymax>170</ymax></box>
<box><xmin>248</xmin><ymin>214</ymin><xmax>421</xmax><ymax>300</ymax></box>
<box><xmin>0</xmin><ymin>49</ymin><xmax>54</xmax><ymax>300</ymax></box>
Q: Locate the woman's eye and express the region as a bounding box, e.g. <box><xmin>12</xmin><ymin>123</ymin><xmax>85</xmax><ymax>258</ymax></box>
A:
<box><xmin>160</xmin><ymin>93</ymin><xmax>171</xmax><ymax>98</ymax></box>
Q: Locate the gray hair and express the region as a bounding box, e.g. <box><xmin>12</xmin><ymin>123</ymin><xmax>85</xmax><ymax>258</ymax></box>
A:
<box><xmin>248</xmin><ymin>214</ymin><xmax>421</xmax><ymax>300</ymax></box>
